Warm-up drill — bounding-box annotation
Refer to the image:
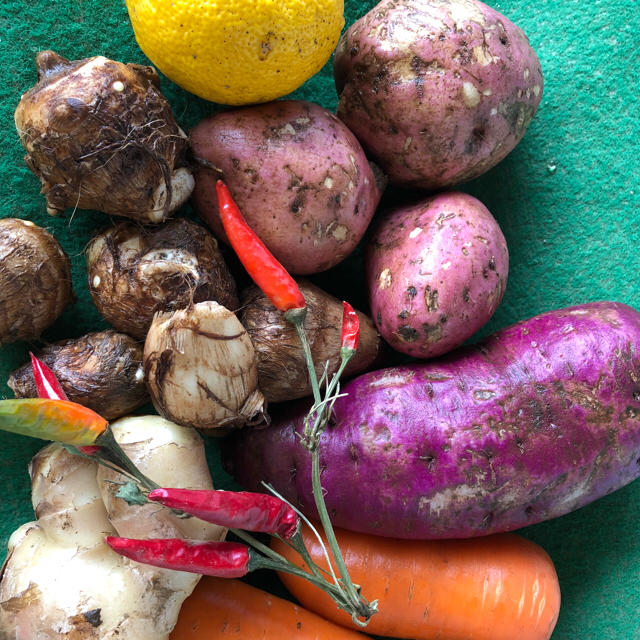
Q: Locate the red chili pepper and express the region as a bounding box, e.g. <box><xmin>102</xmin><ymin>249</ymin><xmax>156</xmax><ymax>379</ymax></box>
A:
<box><xmin>30</xmin><ymin>353</ymin><xmax>68</xmax><ymax>401</ymax></box>
<box><xmin>148</xmin><ymin>488</ymin><xmax>299</xmax><ymax>539</ymax></box>
<box><xmin>216</xmin><ymin>180</ymin><xmax>305</xmax><ymax>313</ymax></box>
<box><xmin>30</xmin><ymin>354</ymin><xmax>100</xmax><ymax>456</ymax></box>
<box><xmin>340</xmin><ymin>301</ymin><xmax>360</xmax><ymax>355</ymax></box>
<box><xmin>106</xmin><ymin>537</ymin><xmax>251</xmax><ymax>578</ymax></box>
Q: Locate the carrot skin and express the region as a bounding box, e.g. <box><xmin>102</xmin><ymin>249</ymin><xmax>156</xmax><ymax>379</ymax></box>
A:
<box><xmin>272</xmin><ymin>526</ymin><xmax>561</xmax><ymax>640</ymax></box>
<box><xmin>171</xmin><ymin>577</ymin><xmax>368</xmax><ymax>639</ymax></box>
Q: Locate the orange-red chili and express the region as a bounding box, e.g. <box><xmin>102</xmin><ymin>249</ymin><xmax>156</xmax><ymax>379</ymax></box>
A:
<box><xmin>30</xmin><ymin>354</ymin><xmax>100</xmax><ymax>455</ymax></box>
<box><xmin>106</xmin><ymin>537</ymin><xmax>252</xmax><ymax>578</ymax></box>
<box><xmin>216</xmin><ymin>180</ymin><xmax>305</xmax><ymax>313</ymax></box>
<box><xmin>148</xmin><ymin>488</ymin><xmax>299</xmax><ymax>539</ymax></box>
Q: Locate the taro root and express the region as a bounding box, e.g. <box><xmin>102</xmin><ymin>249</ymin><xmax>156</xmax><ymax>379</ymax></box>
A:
<box><xmin>0</xmin><ymin>218</ymin><xmax>72</xmax><ymax>345</ymax></box>
<box><xmin>8</xmin><ymin>330</ymin><xmax>148</xmax><ymax>420</ymax></box>
<box><xmin>14</xmin><ymin>50</ymin><xmax>194</xmax><ymax>223</ymax></box>
<box><xmin>86</xmin><ymin>218</ymin><xmax>238</xmax><ymax>340</ymax></box>
<box><xmin>240</xmin><ymin>280</ymin><xmax>381</xmax><ymax>403</ymax></box>
<box><xmin>144</xmin><ymin>301</ymin><xmax>265</xmax><ymax>432</ymax></box>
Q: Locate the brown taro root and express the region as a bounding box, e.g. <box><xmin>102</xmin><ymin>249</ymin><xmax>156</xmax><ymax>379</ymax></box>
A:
<box><xmin>144</xmin><ymin>301</ymin><xmax>265</xmax><ymax>433</ymax></box>
<box><xmin>86</xmin><ymin>218</ymin><xmax>239</xmax><ymax>340</ymax></box>
<box><xmin>14</xmin><ymin>50</ymin><xmax>194</xmax><ymax>223</ymax></box>
<box><xmin>0</xmin><ymin>218</ymin><xmax>72</xmax><ymax>345</ymax></box>
<box><xmin>241</xmin><ymin>280</ymin><xmax>381</xmax><ymax>403</ymax></box>
<box><xmin>8</xmin><ymin>330</ymin><xmax>148</xmax><ymax>420</ymax></box>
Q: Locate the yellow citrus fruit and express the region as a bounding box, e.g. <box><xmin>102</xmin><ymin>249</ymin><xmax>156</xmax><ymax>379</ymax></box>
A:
<box><xmin>125</xmin><ymin>0</ymin><xmax>345</xmax><ymax>105</ymax></box>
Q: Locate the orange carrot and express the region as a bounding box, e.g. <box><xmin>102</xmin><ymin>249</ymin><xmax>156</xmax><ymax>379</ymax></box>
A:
<box><xmin>272</xmin><ymin>525</ymin><xmax>561</xmax><ymax>640</ymax></box>
<box><xmin>170</xmin><ymin>577</ymin><xmax>369</xmax><ymax>639</ymax></box>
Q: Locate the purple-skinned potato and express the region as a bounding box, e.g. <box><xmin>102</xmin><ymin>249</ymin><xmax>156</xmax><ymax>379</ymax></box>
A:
<box><xmin>224</xmin><ymin>302</ymin><xmax>640</xmax><ymax>539</ymax></box>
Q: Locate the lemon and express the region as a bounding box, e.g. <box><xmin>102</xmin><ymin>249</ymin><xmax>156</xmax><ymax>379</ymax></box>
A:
<box><xmin>125</xmin><ymin>0</ymin><xmax>345</xmax><ymax>105</ymax></box>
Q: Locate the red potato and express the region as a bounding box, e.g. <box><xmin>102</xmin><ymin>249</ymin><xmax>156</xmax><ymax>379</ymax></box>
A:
<box><xmin>366</xmin><ymin>191</ymin><xmax>508</xmax><ymax>358</ymax></box>
<box><xmin>190</xmin><ymin>100</ymin><xmax>386</xmax><ymax>275</ymax></box>
<box><xmin>334</xmin><ymin>0</ymin><xmax>543</xmax><ymax>189</ymax></box>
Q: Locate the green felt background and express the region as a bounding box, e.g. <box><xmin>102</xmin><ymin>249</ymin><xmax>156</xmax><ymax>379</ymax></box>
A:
<box><xmin>0</xmin><ymin>0</ymin><xmax>638</xmax><ymax>638</ymax></box>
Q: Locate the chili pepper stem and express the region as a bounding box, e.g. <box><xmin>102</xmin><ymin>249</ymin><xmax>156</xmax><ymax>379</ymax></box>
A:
<box><xmin>283</xmin><ymin>311</ymin><xmax>376</xmax><ymax>623</ymax></box>
<box><xmin>230</xmin><ymin>528</ymin><xmax>289</xmax><ymax>565</ymax></box>
<box><xmin>248</xmin><ymin>552</ymin><xmax>371</xmax><ymax>625</ymax></box>
<box><xmin>95</xmin><ymin>427</ymin><xmax>160</xmax><ymax>492</ymax></box>
<box><xmin>310</xmin><ymin>446</ymin><xmax>373</xmax><ymax>620</ymax></box>
<box><xmin>286</xmin><ymin>308</ymin><xmax>322</xmax><ymax>406</ymax></box>
<box><xmin>288</xmin><ymin>531</ymin><xmax>326</xmax><ymax>581</ymax></box>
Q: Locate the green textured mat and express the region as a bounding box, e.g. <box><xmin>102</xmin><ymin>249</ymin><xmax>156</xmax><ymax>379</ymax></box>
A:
<box><xmin>0</xmin><ymin>0</ymin><xmax>638</xmax><ymax>638</ymax></box>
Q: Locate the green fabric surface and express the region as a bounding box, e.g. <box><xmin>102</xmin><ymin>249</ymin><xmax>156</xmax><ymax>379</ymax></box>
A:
<box><xmin>0</xmin><ymin>0</ymin><xmax>638</xmax><ymax>638</ymax></box>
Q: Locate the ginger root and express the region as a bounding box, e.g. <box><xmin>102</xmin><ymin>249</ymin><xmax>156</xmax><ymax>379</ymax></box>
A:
<box><xmin>0</xmin><ymin>417</ymin><xmax>224</xmax><ymax>639</ymax></box>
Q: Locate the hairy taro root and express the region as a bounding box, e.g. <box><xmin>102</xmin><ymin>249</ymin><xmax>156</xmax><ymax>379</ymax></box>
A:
<box><xmin>87</xmin><ymin>218</ymin><xmax>238</xmax><ymax>340</ymax></box>
<box><xmin>15</xmin><ymin>50</ymin><xmax>194</xmax><ymax>223</ymax></box>
<box><xmin>241</xmin><ymin>280</ymin><xmax>381</xmax><ymax>403</ymax></box>
<box><xmin>144</xmin><ymin>301</ymin><xmax>265</xmax><ymax>432</ymax></box>
<box><xmin>0</xmin><ymin>218</ymin><xmax>72</xmax><ymax>345</ymax></box>
<box><xmin>334</xmin><ymin>0</ymin><xmax>543</xmax><ymax>189</ymax></box>
<box><xmin>190</xmin><ymin>99</ymin><xmax>386</xmax><ymax>274</ymax></box>
<box><xmin>8</xmin><ymin>330</ymin><xmax>148</xmax><ymax>420</ymax></box>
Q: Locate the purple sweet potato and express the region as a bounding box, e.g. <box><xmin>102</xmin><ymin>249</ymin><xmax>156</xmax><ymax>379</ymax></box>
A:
<box><xmin>224</xmin><ymin>302</ymin><xmax>640</xmax><ymax>539</ymax></box>
<box><xmin>366</xmin><ymin>191</ymin><xmax>508</xmax><ymax>358</ymax></box>
<box><xmin>190</xmin><ymin>100</ymin><xmax>386</xmax><ymax>275</ymax></box>
<box><xmin>333</xmin><ymin>0</ymin><xmax>543</xmax><ymax>189</ymax></box>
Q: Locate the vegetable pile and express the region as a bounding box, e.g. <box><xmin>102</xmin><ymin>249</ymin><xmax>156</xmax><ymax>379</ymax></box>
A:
<box><xmin>0</xmin><ymin>0</ymin><xmax>636</xmax><ymax>639</ymax></box>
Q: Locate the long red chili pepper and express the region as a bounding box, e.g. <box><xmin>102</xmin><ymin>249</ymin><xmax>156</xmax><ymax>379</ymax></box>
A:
<box><xmin>148</xmin><ymin>488</ymin><xmax>299</xmax><ymax>539</ymax></box>
<box><xmin>106</xmin><ymin>537</ymin><xmax>251</xmax><ymax>578</ymax></box>
<box><xmin>30</xmin><ymin>354</ymin><xmax>100</xmax><ymax>456</ymax></box>
<box><xmin>216</xmin><ymin>180</ymin><xmax>305</xmax><ymax>313</ymax></box>
<box><xmin>340</xmin><ymin>302</ymin><xmax>360</xmax><ymax>355</ymax></box>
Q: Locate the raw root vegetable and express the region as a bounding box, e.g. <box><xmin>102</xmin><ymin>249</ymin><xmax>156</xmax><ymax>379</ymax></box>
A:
<box><xmin>8</xmin><ymin>330</ymin><xmax>148</xmax><ymax>420</ymax></box>
<box><xmin>0</xmin><ymin>218</ymin><xmax>72</xmax><ymax>344</ymax></box>
<box><xmin>0</xmin><ymin>413</ymin><xmax>223</xmax><ymax>640</ymax></box>
<box><xmin>171</xmin><ymin>578</ymin><xmax>369</xmax><ymax>640</ymax></box>
<box><xmin>240</xmin><ymin>280</ymin><xmax>381</xmax><ymax>402</ymax></box>
<box><xmin>273</xmin><ymin>525</ymin><xmax>560</xmax><ymax>640</ymax></box>
<box><xmin>86</xmin><ymin>219</ymin><xmax>238</xmax><ymax>339</ymax></box>
<box><xmin>333</xmin><ymin>0</ymin><xmax>543</xmax><ymax>189</ymax></box>
<box><xmin>225</xmin><ymin>302</ymin><xmax>640</xmax><ymax>539</ymax></box>
<box><xmin>366</xmin><ymin>192</ymin><xmax>508</xmax><ymax>358</ymax></box>
<box><xmin>15</xmin><ymin>50</ymin><xmax>193</xmax><ymax>223</ymax></box>
<box><xmin>191</xmin><ymin>100</ymin><xmax>386</xmax><ymax>274</ymax></box>
<box><xmin>143</xmin><ymin>301</ymin><xmax>265</xmax><ymax>432</ymax></box>
<box><xmin>96</xmin><ymin>415</ymin><xmax>226</xmax><ymax>542</ymax></box>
